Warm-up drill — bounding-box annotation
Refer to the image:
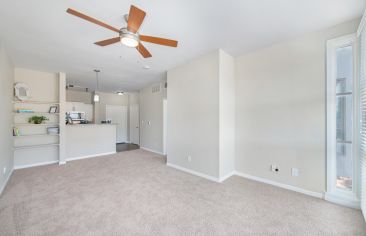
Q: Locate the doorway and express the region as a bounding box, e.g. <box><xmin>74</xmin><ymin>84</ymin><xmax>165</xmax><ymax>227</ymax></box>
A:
<box><xmin>106</xmin><ymin>105</ymin><xmax>128</xmax><ymax>143</ymax></box>
<box><xmin>129</xmin><ymin>104</ymin><xmax>140</xmax><ymax>145</ymax></box>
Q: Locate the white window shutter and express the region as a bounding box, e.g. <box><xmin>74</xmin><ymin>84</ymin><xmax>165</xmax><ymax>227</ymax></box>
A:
<box><xmin>359</xmin><ymin>18</ymin><xmax>366</xmax><ymax>220</ymax></box>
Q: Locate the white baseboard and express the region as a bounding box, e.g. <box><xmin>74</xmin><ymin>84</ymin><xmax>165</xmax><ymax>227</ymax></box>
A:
<box><xmin>140</xmin><ymin>147</ymin><xmax>164</xmax><ymax>155</ymax></box>
<box><xmin>66</xmin><ymin>152</ymin><xmax>116</xmax><ymax>162</ymax></box>
<box><xmin>0</xmin><ymin>168</ymin><xmax>14</xmax><ymax>196</ymax></box>
<box><xmin>166</xmin><ymin>162</ymin><xmax>220</xmax><ymax>182</ymax></box>
<box><xmin>324</xmin><ymin>193</ymin><xmax>360</xmax><ymax>209</ymax></box>
<box><xmin>219</xmin><ymin>171</ymin><xmax>236</xmax><ymax>182</ymax></box>
<box><xmin>234</xmin><ymin>171</ymin><xmax>323</xmax><ymax>199</ymax></box>
<box><xmin>14</xmin><ymin>160</ymin><xmax>59</xmax><ymax>170</ymax></box>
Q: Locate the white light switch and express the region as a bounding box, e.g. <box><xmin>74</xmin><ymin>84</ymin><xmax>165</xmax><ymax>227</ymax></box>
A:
<box><xmin>292</xmin><ymin>168</ymin><xmax>299</xmax><ymax>177</ymax></box>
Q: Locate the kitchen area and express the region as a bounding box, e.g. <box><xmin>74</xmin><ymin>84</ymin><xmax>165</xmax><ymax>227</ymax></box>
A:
<box><xmin>65</xmin><ymin>88</ymin><xmax>140</xmax><ymax>160</ymax></box>
<box><xmin>11</xmin><ymin>68</ymin><xmax>141</xmax><ymax>169</ymax></box>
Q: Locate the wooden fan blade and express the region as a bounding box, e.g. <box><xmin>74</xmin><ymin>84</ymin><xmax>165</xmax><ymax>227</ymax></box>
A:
<box><xmin>136</xmin><ymin>43</ymin><xmax>152</xmax><ymax>58</ymax></box>
<box><xmin>95</xmin><ymin>37</ymin><xmax>120</xmax><ymax>46</ymax></box>
<box><xmin>140</xmin><ymin>35</ymin><xmax>178</xmax><ymax>47</ymax></box>
<box><xmin>127</xmin><ymin>5</ymin><xmax>146</xmax><ymax>33</ymax></box>
<box><xmin>66</xmin><ymin>8</ymin><xmax>120</xmax><ymax>33</ymax></box>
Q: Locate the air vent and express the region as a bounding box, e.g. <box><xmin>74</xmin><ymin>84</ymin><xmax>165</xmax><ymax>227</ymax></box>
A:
<box><xmin>152</xmin><ymin>84</ymin><xmax>161</xmax><ymax>93</ymax></box>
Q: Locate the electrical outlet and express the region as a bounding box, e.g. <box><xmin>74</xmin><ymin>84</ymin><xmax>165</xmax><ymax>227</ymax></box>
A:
<box><xmin>292</xmin><ymin>168</ymin><xmax>299</xmax><ymax>177</ymax></box>
<box><xmin>271</xmin><ymin>164</ymin><xmax>279</xmax><ymax>172</ymax></box>
<box><xmin>188</xmin><ymin>155</ymin><xmax>192</xmax><ymax>162</ymax></box>
<box><xmin>3</xmin><ymin>166</ymin><xmax>6</xmax><ymax>175</ymax></box>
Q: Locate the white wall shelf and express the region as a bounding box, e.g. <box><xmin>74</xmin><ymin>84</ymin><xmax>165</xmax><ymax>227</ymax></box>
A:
<box><xmin>13</xmin><ymin>112</ymin><xmax>60</xmax><ymax>115</ymax></box>
<box><xmin>12</xmin><ymin>69</ymin><xmax>65</xmax><ymax>168</ymax></box>
<box><xmin>13</xmin><ymin>134</ymin><xmax>59</xmax><ymax>138</ymax></box>
<box><xmin>13</xmin><ymin>143</ymin><xmax>59</xmax><ymax>150</ymax></box>
<box><xmin>13</xmin><ymin>123</ymin><xmax>59</xmax><ymax>126</ymax></box>
<box><xmin>13</xmin><ymin>101</ymin><xmax>60</xmax><ymax>105</ymax></box>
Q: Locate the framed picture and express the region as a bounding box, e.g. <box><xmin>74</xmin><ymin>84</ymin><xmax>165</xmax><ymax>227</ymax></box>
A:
<box><xmin>14</xmin><ymin>83</ymin><xmax>30</xmax><ymax>101</ymax></box>
<box><xmin>49</xmin><ymin>106</ymin><xmax>58</xmax><ymax>113</ymax></box>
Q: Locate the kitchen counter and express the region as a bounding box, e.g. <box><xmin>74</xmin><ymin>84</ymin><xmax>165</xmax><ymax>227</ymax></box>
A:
<box><xmin>66</xmin><ymin>123</ymin><xmax>117</xmax><ymax>126</ymax></box>
<box><xmin>66</xmin><ymin>124</ymin><xmax>116</xmax><ymax>161</ymax></box>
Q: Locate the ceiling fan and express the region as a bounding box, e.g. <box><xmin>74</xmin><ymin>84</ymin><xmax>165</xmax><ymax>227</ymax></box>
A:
<box><xmin>66</xmin><ymin>5</ymin><xmax>178</xmax><ymax>58</ymax></box>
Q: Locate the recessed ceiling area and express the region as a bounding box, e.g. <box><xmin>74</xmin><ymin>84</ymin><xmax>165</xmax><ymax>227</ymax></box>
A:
<box><xmin>0</xmin><ymin>0</ymin><xmax>364</xmax><ymax>92</ymax></box>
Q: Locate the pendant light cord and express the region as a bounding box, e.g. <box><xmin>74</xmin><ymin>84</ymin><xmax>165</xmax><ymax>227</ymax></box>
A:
<box><xmin>96</xmin><ymin>72</ymin><xmax>99</xmax><ymax>91</ymax></box>
<box><xmin>94</xmin><ymin>69</ymin><xmax>100</xmax><ymax>92</ymax></box>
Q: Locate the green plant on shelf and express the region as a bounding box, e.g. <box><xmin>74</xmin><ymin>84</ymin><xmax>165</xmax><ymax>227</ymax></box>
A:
<box><xmin>28</xmin><ymin>116</ymin><xmax>49</xmax><ymax>124</ymax></box>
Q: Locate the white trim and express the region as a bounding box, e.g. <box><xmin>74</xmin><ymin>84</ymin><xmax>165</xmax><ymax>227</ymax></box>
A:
<box><xmin>325</xmin><ymin>192</ymin><xmax>360</xmax><ymax>209</ymax></box>
<box><xmin>0</xmin><ymin>168</ymin><xmax>14</xmax><ymax>196</ymax></box>
<box><xmin>14</xmin><ymin>160</ymin><xmax>59</xmax><ymax>170</ymax></box>
<box><xmin>219</xmin><ymin>171</ymin><xmax>235</xmax><ymax>182</ymax></box>
<box><xmin>163</xmin><ymin>99</ymin><xmax>168</xmax><ymax>155</ymax></box>
<box><xmin>66</xmin><ymin>151</ymin><xmax>116</xmax><ymax>162</ymax></box>
<box><xmin>58</xmin><ymin>161</ymin><xmax>66</xmax><ymax>165</ymax></box>
<box><xmin>140</xmin><ymin>147</ymin><xmax>164</xmax><ymax>155</ymax></box>
<box><xmin>357</xmin><ymin>9</ymin><xmax>366</xmax><ymax>37</ymax></box>
<box><xmin>166</xmin><ymin>162</ymin><xmax>220</xmax><ymax>182</ymax></box>
<box><xmin>234</xmin><ymin>171</ymin><xmax>324</xmax><ymax>199</ymax></box>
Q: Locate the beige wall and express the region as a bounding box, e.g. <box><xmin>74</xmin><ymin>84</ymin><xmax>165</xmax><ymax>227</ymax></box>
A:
<box><xmin>235</xmin><ymin>19</ymin><xmax>360</xmax><ymax>193</ymax></box>
<box><xmin>66</xmin><ymin>90</ymin><xmax>92</xmax><ymax>104</ymax></box>
<box><xmin>94</xmin><ymin>92</ymin><xmax>129</xmax><ymax>124</ymax></box>
<box><xmin>219</xmin><ymin>50</ymin><xmax>235</xmax><ymax>178</ymax></box>
<box><xmin>140</xmin><ymin>83</ymin><xmax>164</xmax><ymax>153</ymax></box>
<box><xmin>15</xmin><ymin>68</ymin><xmax>59</xmax><ymax>102</ymax></box>
<box><xmin>0</xmin><ymin>42</ymin><xmax>14</xmax><ymax>194</ymax></box>
<box><xmin>167</xmin><ymin>51</ymin><xmax>220</xmax><ymax>178</ymax></box>
<box><xmin>129</xmin><ymin>93</ymin><xmax>139</xmax><ymax>105</ymax></box>
<box><xmin>166</xmin><ymin>49</ymin><xmax>235</xmax><ymax>179</ymax></box>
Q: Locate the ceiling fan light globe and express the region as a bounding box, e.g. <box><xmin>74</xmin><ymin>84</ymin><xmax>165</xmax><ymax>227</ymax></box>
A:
<box><xmin>121</xmin><ymin>37</ymin><xmax>139</xmax><ymax>48</ymax></box>
<box><xmin>120</xmin><ymin>28</ymin><xmax>139</xmax><ymax>48</ymax></box>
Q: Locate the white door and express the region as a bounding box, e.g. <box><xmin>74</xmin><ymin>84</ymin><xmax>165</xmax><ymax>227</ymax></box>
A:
<box><xmin>129</xmin><ymin>104</ymin><xmax>140</xmax><ymax>145</ymax></box>
<box><xmin>106</xmin><ymin>105</ymin><xmax>128</xmax><ymax>143</ymax></box>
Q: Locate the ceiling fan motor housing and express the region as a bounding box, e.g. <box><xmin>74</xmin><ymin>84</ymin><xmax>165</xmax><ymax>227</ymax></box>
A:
<box><xmin>120</xmin><ymin>28</ymin><xmax>140</xmax><ymax>47</ymax></box>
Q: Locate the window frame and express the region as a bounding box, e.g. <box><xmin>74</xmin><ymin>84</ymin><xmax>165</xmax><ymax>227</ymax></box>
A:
<box><xmin>326</xmin><ymin>33</ymin><xmax>360</xmax><ymax>208</ymax></box>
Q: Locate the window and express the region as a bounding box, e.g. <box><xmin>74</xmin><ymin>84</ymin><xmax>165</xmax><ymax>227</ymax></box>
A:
<box><xmin>326</xmin><ymin>34</ymin><xmax>359</xmax><ymax>208</ymax></box>
<box><xmin>335</xmin><ymin>46</ymin><xmax>353</xmax><ymax>191</ymax></box>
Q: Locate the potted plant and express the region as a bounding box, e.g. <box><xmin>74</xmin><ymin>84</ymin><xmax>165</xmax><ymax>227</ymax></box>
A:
<box><xmin>28</xmin><ymin>116</ymin><xmax>49</xmax><ymax>124</ymax></box>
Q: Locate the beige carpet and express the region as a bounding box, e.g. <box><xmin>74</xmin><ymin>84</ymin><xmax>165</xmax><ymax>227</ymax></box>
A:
<box><xmin>0</xmin><ymin>149</ymin><xmax>365</xmax><ymax>235</ymax></box>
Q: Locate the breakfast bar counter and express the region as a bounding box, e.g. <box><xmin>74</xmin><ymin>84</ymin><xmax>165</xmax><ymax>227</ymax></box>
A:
<box><xmin>65</xmin><ymin>124</ymin><xmax>116</xmax><ymax>161</ymax></box>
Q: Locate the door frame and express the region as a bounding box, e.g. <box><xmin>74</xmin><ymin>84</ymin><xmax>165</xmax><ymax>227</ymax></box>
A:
<box><xmin>129</xmin><ymin>104</ymin><xmax>140</xmax><ymax>145</ymax></box>
<box><xmin>163</xmin><ymin>99</ymin><xmax>167</xmax><ymax>155</ymax></box>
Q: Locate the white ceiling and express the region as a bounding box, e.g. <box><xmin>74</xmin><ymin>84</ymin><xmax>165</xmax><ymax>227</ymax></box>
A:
<box><xmin>0</xmin><ymin>0</ymin><xmax>364</xmax><ymax>92</ymax></box>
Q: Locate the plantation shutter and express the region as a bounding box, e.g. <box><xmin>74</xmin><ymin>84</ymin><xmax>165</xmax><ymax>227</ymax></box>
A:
<box><xmin>359</xmin><ymin>14</ymin><xmax>366</xmax><ymax>220</ymax></box>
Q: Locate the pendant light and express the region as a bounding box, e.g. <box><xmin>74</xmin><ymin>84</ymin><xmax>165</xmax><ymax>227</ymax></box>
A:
<box><xmin>94</xmin><ymin>69</ymin><xmax>100</xmax><ymax>102</ymax></box>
